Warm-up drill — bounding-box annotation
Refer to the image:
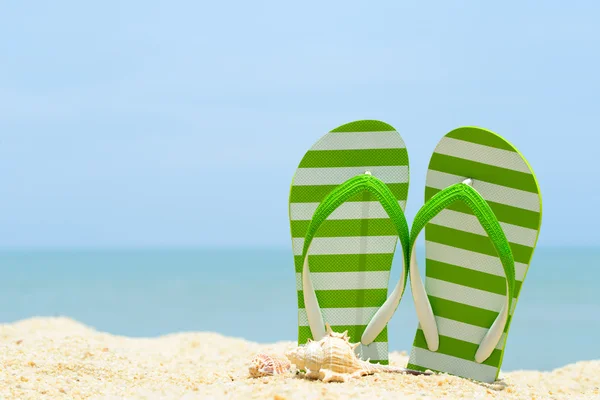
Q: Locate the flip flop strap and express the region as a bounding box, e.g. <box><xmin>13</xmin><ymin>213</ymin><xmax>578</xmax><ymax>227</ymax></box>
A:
<box><xmin>301</xmin><ymin>173</ymin><xmax>410</xmax><ymax>342</ymax></box>
<box><xmin>409</xmin><ymin>181</ymin><xmax>516</xmax><ymax>363</ymax></box>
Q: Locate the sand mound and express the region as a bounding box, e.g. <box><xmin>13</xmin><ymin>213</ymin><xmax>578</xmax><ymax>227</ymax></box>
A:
<box><xmin>0</xmin><ymin>318</ymin><xmax>597</xmax><ymax>399</ymax></box>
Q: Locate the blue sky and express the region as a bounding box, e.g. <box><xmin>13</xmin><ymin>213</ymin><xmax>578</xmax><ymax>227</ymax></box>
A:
<box><xmin>1</xmin><ymin>1</ymin><xmax>598</xmax><ymax>248</ymax></box>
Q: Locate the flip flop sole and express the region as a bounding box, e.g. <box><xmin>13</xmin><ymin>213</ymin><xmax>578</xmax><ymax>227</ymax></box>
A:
<box><xmin>407</xmin><ymin>127</ymin><xmax>542</xmax><ymax>382</ymax></box>
<box><xmin>289</xmin><ymin>120</ymin><xmax>409</xmax><ymax>364</ymax></box>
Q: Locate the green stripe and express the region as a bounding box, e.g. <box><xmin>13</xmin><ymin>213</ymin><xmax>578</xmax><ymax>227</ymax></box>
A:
<box><xmin>299</xmin><ymin>148</ymin><xmax>408</xmax><ymax>168</ymax></box>
<box><xmin>291</xmin><ymin>183</ymin><xmax>408</xmax><ymax>203</ymax></box>
<box><xmin>428</xmin><ymin>296</ymin><xmax>498</xmax><ymax>328</ymax></box>
<box><xmin>330</xmin><ymin>120</ymin><xmax>396</xmax><ymax>133</ymax></box>
<box><xmin>425</xmin><ymin>224</ymin><xmax>533</xmax><ymax>264</ymax></box>
<box><xmin>425</xmin><ymin>187</ymin><xmax>540</xmax><ymax>230</ymax></box>
<box><xmin>406</xmin><ymin>363</ymin><xmax>434</xmax><ymax>373</ymax></box>
<box><xmin>367</xmin><ymin>360</ymin><xmax>388</xmax><ymax>365</ymax></box>
<box><xmin>297</xmin><ymin>289</ymin><xmax>388</xmax><ymax>308</ymax></box>
<box><xmin>445</xmin><ymin>127</ymin><xmax>516</xmax><ymax>152</ymax></box>
<box><xmin>426</xmin><ymin>259</ymin><xmax>523</xmax><ymax>297</ymax></box>
<box><xmin>291</xmin><ymin>218</ymin><xmax>398</xmax><ymax>238</ymax></box>
<box><xmin>413</xmin><ymin>330</ymin><xmax>502</xmax><ymax>367</ymax></box>
<box><xmin>294</xmin><ymin>254</ymin><xmax>395</xmax><ymax>273</ymax></box>
<box><xmin>363</xmin><ymin>360</ymin><xmax>388</xmax><ymax>365</ymax></box>
<box><xmin>298</xmin><ymin>325</ymin><xmax>388</xmax><ymax>344</ymax></box>
<box><xmin>429</xmin><ymin>154</ymin><xmax>537</xmax><ymax>193</ymax></box>
<box><xmin>429</xmin><ymin>296</ymin><xmax>513</xmax><ymax>333</ymax></box>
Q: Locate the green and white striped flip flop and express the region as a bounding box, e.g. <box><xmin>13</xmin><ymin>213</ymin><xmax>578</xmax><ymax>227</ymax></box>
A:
<box><xmin>289</xmin><ymin>120</ymin><xmax>411</xmax><ymax>365</ymax></box>
<box><xmin>405</xmin><ymin>127</ymin><xmax>542</xmax><ymax>382</ymax></box>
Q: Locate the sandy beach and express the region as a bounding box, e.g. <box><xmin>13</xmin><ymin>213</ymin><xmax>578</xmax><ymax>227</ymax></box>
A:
<box><xmin>0</xmin><ymin>318</ymin><xmax>597</xmax><ymax>399</ymax></box>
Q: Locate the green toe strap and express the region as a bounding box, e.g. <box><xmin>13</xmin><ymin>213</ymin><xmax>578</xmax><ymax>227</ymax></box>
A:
<box><xmin>301</xmin><ymin>173</ymin><xmax>410</xmax><ymax>343</ymax></box>
<box><xmin>409</xmin><ymin>181</ymin><xmax>516</xmax><ymax>363</ymax></box>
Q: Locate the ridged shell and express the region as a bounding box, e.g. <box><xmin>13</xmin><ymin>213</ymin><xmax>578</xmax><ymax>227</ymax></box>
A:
<box><xmin>318</xmin><ymin>333</ymin><xmax>362</xmax><ymax>374</ymax></box>
<box><xmin>248</xmin><ymin>353</ymin><xmax>291</xmax><ymax>377</ymax></box>
<box><xmin>284</xmin><ymin>323</ymin><xmax>423</xmax><ymax>382</ymax></box>
<box><xmin>285</xmin><ymin>324</ymin><xmax>364</xmax><ymax>378</ymax></box>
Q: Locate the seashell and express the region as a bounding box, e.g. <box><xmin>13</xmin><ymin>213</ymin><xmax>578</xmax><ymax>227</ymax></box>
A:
<box><xmin>285</xmin><ymin>323</ymin><xmax>430</xmax><ymax>382</ymax></box>
<box><xmin>248</xmin><ymin>353</ymin><xmax>291</xmax><ymax>378</ymax></box>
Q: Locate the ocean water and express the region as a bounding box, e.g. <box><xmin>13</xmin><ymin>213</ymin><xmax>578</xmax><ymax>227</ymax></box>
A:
<box><xmin>0</xmin><ymin>247</ymin><xmax>598</xmax><ymax>372</ymax></box>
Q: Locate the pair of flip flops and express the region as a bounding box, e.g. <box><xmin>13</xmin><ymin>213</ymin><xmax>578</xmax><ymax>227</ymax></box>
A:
<box><xmin>288</xmin><ymin>120</ymin><xmax>542</xmax><ymax>383</ymax></box>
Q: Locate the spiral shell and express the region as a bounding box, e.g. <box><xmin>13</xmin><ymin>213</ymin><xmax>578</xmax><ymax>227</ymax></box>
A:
<box><xmin>285</xmin><ymin>323</ymin><xmax>427</xmax><ymax>382</ymax></box>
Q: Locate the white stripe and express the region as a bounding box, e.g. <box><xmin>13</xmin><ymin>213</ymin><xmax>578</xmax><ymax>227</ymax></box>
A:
<box><xmin>426</xmin><ymin>170</ymin><xmax>540</xmax><ymax>212</ymax></box>
<box><xmin>293</xmin><ymin>166</ymin><xmax>409</xmax><ymax>186</ymax></box>
<box><xmin>311</xmin><ymin>131</ymin><xmax>405</xmax><ymax>151</ymax></box>
<box><xmin>298</xmin><ymin>307</ymin><xmax>381</xmax><ymax>326</ymax></box>
<box><xmin>429</xmin><ymin>316</ymin><xmax>507</xmax><ymax>350</ymax></box>
<box><xmin>425</xmin><ymin>278</ymin><xmax>514</xmax><ymax>313</ymax></box>
<box><xmin>293</xmin><ymin>236</ymin><xmax>398</xmax><ymax>256</ymax></box>
<box><xmin>409</xmin><ymin>347</ymin><xmax>498</xmax><ymax>382</ymax></box>
<box><xmin>434</xmin><ymin>137</ymin><xmax>531</xmax><ymax>173</ymax></box>
<box><xmin>425</xmin><ymin>241</ymin><xmax>527</xmax><ymax>281</ymax></box>
<box><xmin>295</xmin><ymin>271</ymin><xmax>390</xmax><ymax>291</ymax></box>
<box><xmin>430</xmin><ymin>209</ymin><xmax>538</xmax><ymax>248</ymax></box>
<box><xmin>290</xmin><ymin>200</ymin><xmax>407</xmax><ymax>221</ymax></box>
